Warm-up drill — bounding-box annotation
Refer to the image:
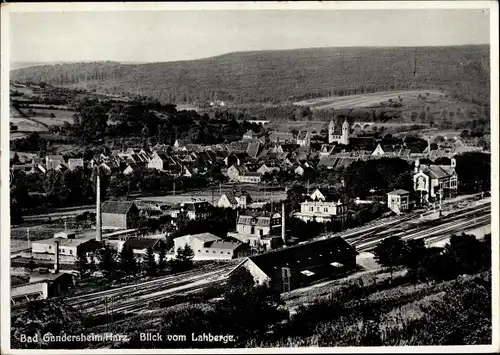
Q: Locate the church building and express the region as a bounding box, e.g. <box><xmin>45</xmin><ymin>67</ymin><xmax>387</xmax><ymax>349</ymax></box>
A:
<box><xmin>328</xmin><ymin>119</ymin><xmax>350</xmax><ymax>145</ymax></box>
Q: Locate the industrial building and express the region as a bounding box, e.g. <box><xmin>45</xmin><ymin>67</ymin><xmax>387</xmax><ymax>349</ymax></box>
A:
<box><xmin>229</xmin><ymin>236</ymin><xmax>357</xmax><ymax>293</ymax></box>
<box><xmin>101</xmin><ymin>201</ymin><xmax>140</xmax><ymax>230</ymax></box>
<box><xmin>172</xmin><ymin>232</ymin><xmax>248</xmax><ymax>261</ymax></box>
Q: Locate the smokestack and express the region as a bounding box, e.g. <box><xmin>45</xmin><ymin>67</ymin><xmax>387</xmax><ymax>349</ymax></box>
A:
<box><xmin>54</xmin><ymin>240</ymin><xmax>60</xmax><ymax>273</ymax></box>
<box><xmin>96</xmin><ymin>173</ymin><xmax>102</xmax><ymax>242</ymax></box>
<box><xmin>281</xmin><ymin>203</ymin><xmax>286</xmax><ymax>245</ymax></box>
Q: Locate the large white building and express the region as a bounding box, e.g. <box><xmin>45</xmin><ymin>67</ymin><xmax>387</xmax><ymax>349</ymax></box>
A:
<box><xmin>173</xmin><ymin>232</ymin><xmax>247</xmax><ymax>261</ymax></box>
<box><xmin>294</xmin><ymin>200</ymin><xmax>347</xmax><ymax>223</ymax></box>
<box><xmin>328</xmin><ymin>119</ymin><xmax>350</xmax><ymax>145</ymax></box>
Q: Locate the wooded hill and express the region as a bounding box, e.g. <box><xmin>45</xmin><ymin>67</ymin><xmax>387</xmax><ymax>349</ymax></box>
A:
<box><xmin>11</xmin><ymin>45</ymin><xmax>490</xmax><ymax>105</ymax></box>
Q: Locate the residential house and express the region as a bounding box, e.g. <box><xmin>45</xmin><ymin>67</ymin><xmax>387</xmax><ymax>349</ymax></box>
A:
<box><xmin>101</xmin><ymin>201</ymin><xmax>140</xmax><ymax>230</ymax></box>
<box><xmin>296</xmin><ymin>131</ymin><xmax>311</xmax><ymax>147</ymax></box>
<box><xmin>217</xmin><ymin>191</ymin><xmax>252</xmax><ymax>209</ymax></box>
<box><xmin>227</xmin><ymin>212</ymin><xmax>283</xmax><ymax>250</ymax></box>
<box><xmin>238</xmin><ymin>171</ymin><xmax>262</xmax><ymax>184</ymax></box>
<box><xmin>387</xmin><ymin>189</ymin><xmax>410</xmax><ymax>214</ymax></box>
<box><xmin>227</xmin><ymin>164</ymin><xmax>248</xmax><ymax>182</ymax></box>
<box><xmin>224</xmin><ymin>154</ymin><xmax>241</xmax><ymax>167</ymax></box>
<box><xmin>294</xmin><ymin>199</ymin><xmax>347</xmax><ymax>223</ymax></box>
<box><xmin>45</xmin><ymin>155</ymin><xmax>65</xmax><ymax>171</ymax></box>
<box><xmin>257</xmin><ymin>163</ymin><xmax>280</xmax><ymax>176</ymax></box>
<box><xmin>169</xmin><ymin>200</ymin><xmax>213</xmax><ymax>221</ymax></box>
<box><xmin>147</xmin><ymin>152</ymin><xmax>170</xmax><ymax>171</ymax></box>
<box><xmin>269</xmin><ymin>131</ymin><xmax>294</xmax><ymax>143</ymax></box>
<box><xmin>229</xmin><ymin>236</ymin><xmax>357</xmax><ymax>292</ymax></box>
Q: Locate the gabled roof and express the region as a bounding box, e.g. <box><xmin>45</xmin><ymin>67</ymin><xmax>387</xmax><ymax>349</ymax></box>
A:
<box><xmin>191</xmin><ymin>232</ymin><xmax>221</xmax><ymax>243</ymax></box>
<box><xmin>206</xmin><ymin>240</ymin><xmax>243</xmax><ymax>251</ymax></box>
<box><xmin>101</xmin><ymin>201</ymin><xmax>137</xmax><ymax>215</ymax></box>
<box><xmin>297</xmin><ymin>130</ymin><xmax>310</xmax><ymax>140</ymax></box>
<box><xmin>247</xmin><ymin>142</ymin><xmax>261</xmax><ymax>158</ymax></box>
<box><xmin>222</xmin><ymin>192</ymin><xmax>238</xmax><ymax>205</ymax></box>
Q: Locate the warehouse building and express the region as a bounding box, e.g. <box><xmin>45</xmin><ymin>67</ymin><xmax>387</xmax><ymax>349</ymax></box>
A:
<box><xmin>229</xmin><ymin>236</ymin><xmax>357</xmax><ymax>292</ymax></box>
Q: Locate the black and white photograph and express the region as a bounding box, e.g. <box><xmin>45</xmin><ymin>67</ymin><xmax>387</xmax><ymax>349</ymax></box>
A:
<box><xmin>1</xmin><ymin>2</ymin><xmax>498</xmax><ymax>353</ymax></box>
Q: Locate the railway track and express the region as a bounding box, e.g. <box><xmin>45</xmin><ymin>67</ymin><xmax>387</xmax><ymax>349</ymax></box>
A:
<box><xmin>65</xmin><ymin>262</ymin><xmax>235</xmax><ymax>317</ymax></box>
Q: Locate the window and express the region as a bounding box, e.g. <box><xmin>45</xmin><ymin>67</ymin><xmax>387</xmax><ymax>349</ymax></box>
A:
<box><xmin>324</xmin><ymin>207</ymin><xmax>328</xmax><ymax>212</ymax></box>
<box><xmin>227</xmin><ymin>252</ymin><xmax>231</xmax><ymax>255</ymax></box>
<box><xmin>259</xmin><ymin>230</ymin><xmax>263</xmax><ymax>236</ymax></box>
<box><xmin>69</xmin><ymin>250</ymin><xmax>73</xmax><ymax>255</ymax></box>
<box><xmin>317</xmin><ymin>207</ymin><xmax>320</xmax><ymax>212</ymax></box>
<box><xmin>310</xmin><ymin>207</ymin><xmax>314</xmax><ymax>212</ymax></box>
<box><xmin>198</xmin><ymin>250</ymin><xmax>201</xmax><ymax>253</ymax></box>
<box><xmin>49</xmin><ymin>245</ymin><xmax>51</xmax><ymax>249</ymax></box>
<box><xmin>251</xmin><ymin>226</ymin><xmax>255</xmax><ymax>234</ymax></box>
<box><xmin>213</xmin><ymin>251</ymin><xmax>216</xmax><ymax>253</ymax></box>
<box><xmin>221</xmin><ymin>251</ymin><xmax>223</xmax><ymax>254</ymax></box>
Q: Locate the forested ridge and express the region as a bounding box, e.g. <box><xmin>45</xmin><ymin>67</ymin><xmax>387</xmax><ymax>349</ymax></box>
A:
<box><xmin>11</xmin><ymin>45</ymin><xmax>489</xmax><ymax>105</ymax></box>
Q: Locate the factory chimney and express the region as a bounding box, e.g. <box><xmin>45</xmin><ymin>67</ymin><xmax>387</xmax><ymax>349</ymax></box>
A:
<box><xmin>53</xmin><ymin>240</ymin><xmax>60</xmax><ymax>273</ymax></box>
<box><xmin>96</xmin><ymin>172</ymin><xmax>102</xmax><ymax>242</ymax></box>
<box><xmin>281</xmin><ymin>202</ymin><xmax>286</xmax><ymax>245</ymax></box>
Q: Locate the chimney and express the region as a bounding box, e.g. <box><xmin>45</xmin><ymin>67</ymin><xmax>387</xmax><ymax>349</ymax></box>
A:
<box><xmin>54</xmin><ymin>240</ymin><xmax>60</xmax><ymax>273</ymax></box>
<box><xmin>281</xmin><ymin>203</ymin><xmax>286</xmax><ymax>245</ymax></box>
<box><xmin>96</xmin><ymin>173</ymin><xmax>102</xmax><ymax>242</ymax></box>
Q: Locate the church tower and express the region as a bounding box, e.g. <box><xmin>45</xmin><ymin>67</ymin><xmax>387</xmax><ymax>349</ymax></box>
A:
<box><xmin>340</xmin><ymin>119</ymin><xmax>350</xmax><ymax>145</ymax></box>
<box><xmin>328</xmin><ymin>119</ymin><xmax>335</xmax><ymax>144</ymax></box>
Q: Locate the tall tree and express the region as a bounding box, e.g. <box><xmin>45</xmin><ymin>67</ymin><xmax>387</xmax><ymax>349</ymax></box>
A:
<box><xmin>119</xmin><ymin>244</ymin><xmax>137</xmax><ymax>278</ymax></box>
<box><xmin>145</xmin><ymin>246</ymin><xmax>157</xmax><ymax>277</ymax></box>
<box><xmin>373</xmin><ymin>236</ymin><xmax>406</xmax><ymax>280</ymax></box>
<box><xmin>99</xmin><ymin>245</ymin><xmax>117</xmax><ymax>281</ymax></box>
<box><xmin>76</xmin><ymin>249</ymin><xmax>89</xmax><ymax>277</ymax></box>
<box><xmin>157</xmin><ymin>243</ymin><xmax>167</xmax><ymax>272</ymax></box>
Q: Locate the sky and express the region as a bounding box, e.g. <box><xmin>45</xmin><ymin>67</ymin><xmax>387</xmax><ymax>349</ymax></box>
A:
<box><xmin>10</xmin><ymin>8</ymin><xmax>490</xmax><ymax>64</ymax></box>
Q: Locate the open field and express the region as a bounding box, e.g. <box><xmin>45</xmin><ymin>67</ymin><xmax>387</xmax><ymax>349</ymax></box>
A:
<box><xmin>10</xmin><ymin>117</ymin><xmax>47</xmax><ymax>132</ymax></box>
<box><xmin>135</xmin><ymin>186</ymin><xmax>286</xmax><ymax>205</ymax></box>
<box><xmin>27</xmin><ymin>108</ymin><xmax>76</xmax><ymax>125</ymax></box>
<box><xmin>294</xmin><ymin>90</ymin><xmax>442</xmax><ymax>110</ymax></box>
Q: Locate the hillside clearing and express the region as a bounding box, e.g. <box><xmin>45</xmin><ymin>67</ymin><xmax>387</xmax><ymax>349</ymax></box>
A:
<box><xmin>294</xmin><ymin>90</ymin><xmax>442</xmax><ymax>110</ymax></box>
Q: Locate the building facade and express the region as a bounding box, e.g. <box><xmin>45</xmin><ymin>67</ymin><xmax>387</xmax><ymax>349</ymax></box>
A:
<box><xmin>328</xmin><ymin>119</ymin><xmax>350</xmax><ymax>145</ymax></box>
<box><xmin>386</xmin><ymin>189</ymin><xmax>410</xmax><ymax>214</ymax></box>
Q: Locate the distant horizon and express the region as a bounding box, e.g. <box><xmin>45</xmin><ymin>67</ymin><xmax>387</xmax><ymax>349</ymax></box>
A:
<box><xmin>10</xmin><ymin>9</ymin><xmax>490</xmax><ymax>63</ymax></box>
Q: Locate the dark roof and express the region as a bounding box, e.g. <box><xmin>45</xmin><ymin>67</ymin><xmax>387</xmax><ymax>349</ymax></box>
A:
<box><xmin>387</xmin><ymin>189</ymin><xmax>410</xmax><ymax>195</ymax></box>
<box><xmin>101</xmin><ymin>201</ymin><xmax>137</xmax><ymax>215</ymax></box>
<box><xmin>247</xmin><ymin>142</ymin><xmax>261</xmax><ymax>158</ymax></box>
<box><xmin>248</xmin><ymin>237</ymin><xmax>357</xmax><ymax>280</ymax></box>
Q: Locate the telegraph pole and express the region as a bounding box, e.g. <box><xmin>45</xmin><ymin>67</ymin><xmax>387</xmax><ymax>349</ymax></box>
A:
<box><xmin>27</xmin><ymin>228</ymin><xmax>30</xmax><ymax>249</ymax></box>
